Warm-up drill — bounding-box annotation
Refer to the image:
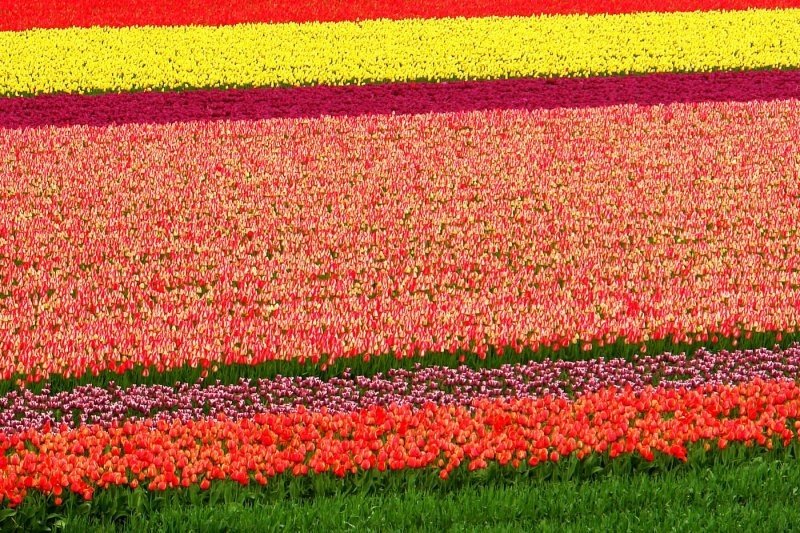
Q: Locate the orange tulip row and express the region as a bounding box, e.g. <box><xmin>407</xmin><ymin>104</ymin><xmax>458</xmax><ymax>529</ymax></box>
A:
<box><xmin>1</xmin><ymin>98</ymin><xmax>799</xmax><ymax>382</ymax></box>
<box><xmin>0</xmin><ymin>378</ymin><xmax>797</xmax><ymax>506</ymax></box>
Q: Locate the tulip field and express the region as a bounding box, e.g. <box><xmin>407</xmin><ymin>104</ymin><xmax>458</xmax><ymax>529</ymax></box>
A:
<box><xmin>2</xmin><ymin>1</ymin><xmax>800</xmax><ymax>530</ymax></box>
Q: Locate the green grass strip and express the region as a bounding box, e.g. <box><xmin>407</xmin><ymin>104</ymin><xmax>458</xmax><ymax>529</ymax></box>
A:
<box><xmin>4</xmin><ymin>330</ymin><xmax>796</xmax><ymax>395</ymax></box>
<box><xmin>3</xmin><ymin>442</ymin><xmax>800</xmax><ymax>531</ymax></box>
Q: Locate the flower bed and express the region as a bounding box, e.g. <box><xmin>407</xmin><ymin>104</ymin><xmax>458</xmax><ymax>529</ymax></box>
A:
<box><xmin>2</xmin><ymin>9</ymin><xmax>799</xmax><ymax>97</ymax></box>
<box><xmin>2</xmin><ymin>0</ymin><xmax>800</xmax><ymax>526</ymax></box>
<box><xmin>0</xmin><ymin>344</ymin><xmax>797</xmax><ymax>434</ymax></box>
<box><xmin>1</xmin><ymin>378</ymin><xmax>799</xmax><ymax>507</ymax></box>
<box><xmin>3</xmin><ymin>97</ymin><xmax>800</xmax><ymax>383</ymax></box>
<box><xmin>5</xmin><ymin>0</ymin><xmax>800</xmax><ymax>31</ymax></box>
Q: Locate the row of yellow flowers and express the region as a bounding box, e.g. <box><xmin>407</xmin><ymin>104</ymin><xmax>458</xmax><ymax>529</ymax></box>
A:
<box><xmin>1</xmin><ymin>8</ymin><xmax>798</xmax><ymax>97</ymax></box>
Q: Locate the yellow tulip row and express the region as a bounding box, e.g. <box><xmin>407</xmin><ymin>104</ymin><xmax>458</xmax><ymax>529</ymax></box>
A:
<box><xmin>0</xmin><ymin>8</ymin><xmax>798</xmax><ymax>97</ymax></box>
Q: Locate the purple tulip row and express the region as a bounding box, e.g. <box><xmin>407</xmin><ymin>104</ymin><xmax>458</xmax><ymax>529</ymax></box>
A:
<box><xmin>0</xmin><ymin>344</ymin><xmax>800</xmax><ymax>432</ymax></box>
<box><xmin>1</xmin><ymin>344</ymin><xmax>798</xmax><ymax>434</ymax></box>
<box><xmin>2</xmin><ymin>69</ymin><xmax>799</xmax><ymax>129</ymax></box>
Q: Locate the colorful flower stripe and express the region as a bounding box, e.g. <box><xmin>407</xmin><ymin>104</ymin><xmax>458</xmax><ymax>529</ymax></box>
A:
<box><xmin>1</xmin><ymin>345</ymin><xmax>798</xmax><ymax>434</ymax></box>
<box><xmin>2</xmin><ymin>99</ymin><xmax>800</xmax><ymax>382</ymax></box>
<box><xmin>5</xmin><ymin>0</ymin><xmax>800</xmax><ymax>31</ymax></box>
<box><xmin>2</xmin><ymin>9</ymin><xmax>799</xmax><ymax>97</ymax></box>
<box><xmin>3</xmin><ymin>70</ymin><xmax>800</xmax><ymax>129</ymax></box>
<box><xmin>0</xmin><ymin>379</ymin><xmax>798</xmax><ymax>506</ymax></box>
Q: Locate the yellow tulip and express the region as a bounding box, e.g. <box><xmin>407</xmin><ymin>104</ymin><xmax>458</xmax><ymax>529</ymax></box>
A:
<box><xmin>0</xmin><ymin>9</ymin><xmax>797</xmax><ymax>96</ymax></box>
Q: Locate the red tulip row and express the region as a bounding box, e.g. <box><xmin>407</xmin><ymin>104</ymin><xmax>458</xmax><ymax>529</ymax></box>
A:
<box><xmin>2</xmin><ymin>98</ymin><xmax>800</xmax><ymax>382</ymax></box>
<box><xmin>3</xmin><ymin>0</ymin><xmax>797</xmax><ymax>31</ymax></box>
<box><xmin>0</xmin><ymin>378</ymin><xmax>797</xmax><ymax>506</ymax></box>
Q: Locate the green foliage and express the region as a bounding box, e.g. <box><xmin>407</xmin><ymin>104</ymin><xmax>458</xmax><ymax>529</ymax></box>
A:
<box><xmin>2</xmin><ymin>330</ymin><xmax>794</xmax><ymax>395</ymax></box>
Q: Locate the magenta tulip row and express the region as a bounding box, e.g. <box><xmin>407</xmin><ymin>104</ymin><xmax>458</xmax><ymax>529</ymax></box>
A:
<box><xmin>1</xmin><ymin>70</ymin><xmax>799</xmax><ymax>129</ymax></box>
